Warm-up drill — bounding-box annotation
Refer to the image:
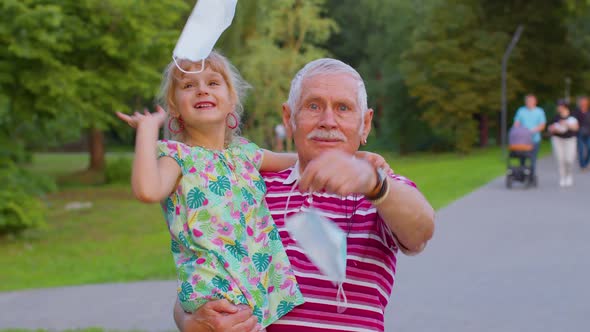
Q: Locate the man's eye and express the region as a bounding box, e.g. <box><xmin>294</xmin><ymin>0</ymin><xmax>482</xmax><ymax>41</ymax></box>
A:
<box><xmin>309</xmin><ymin>103</ymin><xmax>319</xmax><ymax>110</ymax></box>
<box><xmin>338</xmin><ymin>105</ymin><xmax>350</xmax><ymax>111</ymax></box>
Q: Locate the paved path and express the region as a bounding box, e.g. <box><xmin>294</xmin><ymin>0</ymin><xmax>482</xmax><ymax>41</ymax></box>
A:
<box><xmin>0</xmin><ymin>281</ymin><xmax>178</xmax><ymax>331</ymax></box>
<box><xmin>1</xmin><ymin>156</ymin><xmax>588</xmax><ymax>331</ymax></box>
<box><xmin>384</xmin><ymin>156</ymin><xmax>590</xmax><ymax>331</ymax></box>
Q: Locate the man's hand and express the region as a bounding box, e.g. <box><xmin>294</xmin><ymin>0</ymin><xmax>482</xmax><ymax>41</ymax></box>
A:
<box><xmin>299</xmin><ymin>150</ymin><xmax>377</xmax><ymax>196</ymax></box>
<box><xmin>116</xmin><ymin>105</ymin><xmax>167</xmax><ymax>130</ymax></box>
<box><xmin>174</xmin><ymin>299</ymin><xmax>260</xmax><ymax>332</ymax></box>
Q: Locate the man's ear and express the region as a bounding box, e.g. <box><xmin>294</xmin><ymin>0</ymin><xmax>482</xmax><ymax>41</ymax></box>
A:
<box><xmin>362</xmin><ymin>108</ymin><xmax>374</xmax><ymax>140</ymax></box>
<box><xmin>282</xmin><ymin>103</ymin><xmax>294</xmax><ymax>137</ymax></box>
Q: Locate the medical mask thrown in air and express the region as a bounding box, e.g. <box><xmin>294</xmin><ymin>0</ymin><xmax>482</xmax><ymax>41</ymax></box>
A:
<box><xmin>284</xmin><ymin>182</ymin><xmax>348</xmax><ymax>312</ymax></box>
<box><xmin>173</xmin><ymin>0</ymin><xmax>237</xmax><ymax>73</ymax></box>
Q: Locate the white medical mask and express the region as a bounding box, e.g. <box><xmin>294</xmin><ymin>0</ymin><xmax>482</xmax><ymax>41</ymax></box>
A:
<box><xmin>173</xmin><ymin>0</ymin><xmax>237</xmax><ymax>73</ymax></box>
<box><xmin>284</xmin><ymin>181</ymin><xmax>348</xmax><ymax>312</ymax></box>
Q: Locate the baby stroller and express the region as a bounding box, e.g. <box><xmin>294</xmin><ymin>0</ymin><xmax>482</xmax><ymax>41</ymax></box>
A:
<box><xmin>506</xmin><ymin>126</ymin><xmax>537</xmax><ymax>188</ymax></box>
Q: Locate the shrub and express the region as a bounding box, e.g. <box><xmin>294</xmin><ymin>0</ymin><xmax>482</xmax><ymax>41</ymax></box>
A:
<box><xmin>105</xmin><ymin>157</ymin><xmax>132</xmax><ymax>184</ymax></box>
<box><xmin>0</xmin><ymin>189</ymin><xmax>46</xmax><ymax>236</ymax></box>
<box><xmin>0</xmin><ymin>161</ymin><xmax>56</xmax><ymax>236</ymax></box>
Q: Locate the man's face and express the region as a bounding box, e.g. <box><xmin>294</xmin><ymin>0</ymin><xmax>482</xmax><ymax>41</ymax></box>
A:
<box><xmin>578</xmin><ymin>98</ymin><xmax>588</xmax><ymax>111</ymax></box>
<box><xmin>525</xmin><ymin>96</ymin><xmax>537</xmax><ymax>109</ymax></box>
<box><xmin>282</xmin><ymin>73</ymin><xmax>373</xmax><ymax>167</ymax></box>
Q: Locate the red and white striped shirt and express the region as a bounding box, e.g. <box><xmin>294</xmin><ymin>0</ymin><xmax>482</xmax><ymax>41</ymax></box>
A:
<box><xmin>262</xmin><ymin>166</ymin><xmax>417</xmax><ymax>332</ymax></box>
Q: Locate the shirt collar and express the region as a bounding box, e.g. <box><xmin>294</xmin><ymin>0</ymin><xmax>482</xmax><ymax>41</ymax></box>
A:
<box><xmin>283</xmin><ymin>160</ymin><xmax>302</xmax><ymax>185</ymax></box>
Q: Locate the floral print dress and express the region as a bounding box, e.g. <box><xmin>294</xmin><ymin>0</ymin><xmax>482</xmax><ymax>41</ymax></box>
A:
<box><xmin>157</xmin><ymin>137</ymin><xmax>303</xmax><ymax>327</ymax></box>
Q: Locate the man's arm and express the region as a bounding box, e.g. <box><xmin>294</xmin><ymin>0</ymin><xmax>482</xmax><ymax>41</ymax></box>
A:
<box><xmin>298</xmin><ymin>150</ymin><xmax>435</xmax><ymax>254</ymax></box>
<box><xmin>373</xmin><ymin>177</ymin><xmax>435</xmax><ymax>254</ymax></box>
<box><xmin>173</xmin><ymin>299</ymin><xmax>259</xmax><ymax>332</ymax></box>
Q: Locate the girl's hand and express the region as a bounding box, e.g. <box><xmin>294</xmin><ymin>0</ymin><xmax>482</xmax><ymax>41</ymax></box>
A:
<box><xmin>116</xmin><ymin>105</ymin><xmax>168</xmax><ymax>130</ymax></box>
<box><xmin>355</xmin><ymin>151</ymin><xmax>393</xmax><ymax>174</ymax></box>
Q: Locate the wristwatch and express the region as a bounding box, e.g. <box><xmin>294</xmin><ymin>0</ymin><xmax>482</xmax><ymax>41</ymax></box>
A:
<box><xmin>366</xmin><ymin>167</ymin><xmax>388</xmax><ymax>201</ymax></box>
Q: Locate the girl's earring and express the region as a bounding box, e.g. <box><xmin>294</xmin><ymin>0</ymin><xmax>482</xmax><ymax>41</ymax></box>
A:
<box><xmin>168</xmin><ymin>116</ymin><xmax>184</xmax><ymax>134</ymax></box>
<box><xmin>226</xmin><ymin>112</ymin><xmax>238</xmax><ymax>129</ymax></box>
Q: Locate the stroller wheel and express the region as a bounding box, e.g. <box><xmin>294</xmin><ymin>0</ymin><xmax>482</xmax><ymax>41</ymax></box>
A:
<box><xmin>526</xmin><ymin>174</ymin><xmax>537</xmax><ymax>188</ymax></box>
<box><xmin>506</xmin><ymin>176</ymin><xmax>513</xmax><ymax>189</ymax></box>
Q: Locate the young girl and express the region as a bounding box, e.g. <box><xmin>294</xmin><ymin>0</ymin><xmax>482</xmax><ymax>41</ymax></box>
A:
<box><xmin>116</xmin><ymin>51</ymin><xmax>304</xmax><ymax>328</ymax></box>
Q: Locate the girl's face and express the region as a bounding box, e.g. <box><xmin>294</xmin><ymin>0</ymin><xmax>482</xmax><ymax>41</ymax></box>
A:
<box><xmin>172</xmin><ymin>66</ymin><xmax>234</xmax><ymax>130</ymax></box>
<box><xmin>558</xmin><ymin>105</ymin><xmax>569</xmax><ymax>117</ymax></box>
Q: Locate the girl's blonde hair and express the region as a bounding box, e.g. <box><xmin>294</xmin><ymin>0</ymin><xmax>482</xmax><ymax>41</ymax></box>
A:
<box><xmin>157</xmin><ymin>50</ymin><xmax>250</xmax><ymax>145</ymax></box>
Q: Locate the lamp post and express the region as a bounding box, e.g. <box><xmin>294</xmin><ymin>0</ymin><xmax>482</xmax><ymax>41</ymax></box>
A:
<box><xmin>501</xmin><ymin>25</ymin><xmax>524</xmax><ymax>159</ymax></box>
<box><xmin>565</xmin><ymin>77</ymin><xmax>571</xmax><ymax>104</ymax></box>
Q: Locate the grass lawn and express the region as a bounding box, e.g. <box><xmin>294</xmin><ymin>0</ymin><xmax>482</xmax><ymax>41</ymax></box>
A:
<box><xmin>387</xmin><ymin>142</ymin><xmax>550</xmax><ymax>209</ymax></box>
<box><xmin>1</xmin><ymin>153</ymin><xmax>174</xmax><ymax>292</ymax></box>
<box><xmin>0</xmin><ymin>145</ymin><xmax>549</xmax><ymax>292</ymax></box>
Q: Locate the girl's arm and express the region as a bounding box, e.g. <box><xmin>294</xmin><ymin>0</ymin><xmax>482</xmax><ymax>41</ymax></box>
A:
<box><xmin>116</xmin><ymin>107</ymin><xmax>181</xmax><ymax>203</ymax></box>
<box><xmin>355</xmin><ymin>151</ymin><xmax>393</xmax><ymax>173</ymax></box>
<box><xmin>260</xmin><ymin>150</ymin><xmax>298</xmax><ymax>172</ymax></box>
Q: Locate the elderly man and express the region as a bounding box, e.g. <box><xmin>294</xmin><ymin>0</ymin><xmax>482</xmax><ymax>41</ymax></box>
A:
<box><xmin>174</xmin><ymin>58</ymin><xmax>435</xmax><ymax>332</ymax></box>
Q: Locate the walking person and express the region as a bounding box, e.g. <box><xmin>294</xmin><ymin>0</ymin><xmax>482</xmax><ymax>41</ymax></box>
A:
<box><xmin>513</xmin><ymin>94</ymin><xmax>546</xmax><ymax>176</ymax></box>
<box><xmin>573</xmin><ymin>96</ymin><xmax>590</xmax><ymax>171</ymax></box>
<box><xmin>548</xmin><ymin>100</ymin><xmax>579</xmax><ymax>187</ymax></box>
<box><xmin>274</xmin><ymin>123</ymin><xmax>286</xmax><ymax>152</ymax></box>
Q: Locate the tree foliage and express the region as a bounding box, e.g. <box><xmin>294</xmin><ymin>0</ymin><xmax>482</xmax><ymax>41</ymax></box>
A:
<box><xmin>3</xmin><ymin>0</ymin><xmax>590</xmax><ymax>157</ymax></box>
<box><xmin>226</xmin><ymin>0</ymin><xmax>337</xmax><ymax>145</ymax></box>
<box><xmin>0</xmin><ymin>0</ymin><xmax>189</xmax><ymax>167</ymax></box>
<box><xmin>401</xmin><ymin>0</ymin><xmax>521</xmax><ymax>152</ymax></box>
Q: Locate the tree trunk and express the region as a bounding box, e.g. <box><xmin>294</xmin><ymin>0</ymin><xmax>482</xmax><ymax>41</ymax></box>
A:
<box><xmin>479</xmin><ymin>113</ymin><xmax>489</xmax><ymax>147</ymax></box>
<box><xmin>496</xmin><ymin>111</ymin><xmax>502</xmax><ymax>146</ymax></box>
<box><xmin>88</xmin><ymin>127</ymin><xmax>105</xmax><ymax>171</ymax></box>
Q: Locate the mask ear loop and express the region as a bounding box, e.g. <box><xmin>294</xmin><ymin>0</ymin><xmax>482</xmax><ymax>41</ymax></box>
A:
<box><xmin>336</xmin><ymin>282</ymin><xmax>348</xmax><ymax>313</ymax></box>
<box><xmin>173</xmin><ymin>56</ymin><xmax>206</xmax><ymax>74</ymax></box>
<box><xmin>284</xmin><ymin>179</ymin><xmax>300</xmax><ymax>222</ymax></box>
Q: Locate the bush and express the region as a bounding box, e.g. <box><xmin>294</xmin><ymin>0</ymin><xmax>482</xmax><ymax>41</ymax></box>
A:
<box><xmin>0</xmin><ymin>189</ymin><xmax>46</xmax><ymax>236</ymax></box>
<box><xmin>105</xmin><ymin>157</ymin><xmax>132</xmax><ymax>184</ymax></box>
<box><xmin>0</xmin><ymin>161</ymin><xmax>56</xmax><ymax>236</ymax></box>
<box><xmin>0</xmin><ymin>138</ymin><xmax>32</xmax><ymax>164</ymax></box>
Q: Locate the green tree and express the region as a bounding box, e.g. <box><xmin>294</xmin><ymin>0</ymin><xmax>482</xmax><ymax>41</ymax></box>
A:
<box><xmin>482</xmin><ymin>0</ymin><xmax>586</xmax><ymax>104</ymax></box>
<box><xmin>230</xmin><ymin>0</ymin><xmax>338</xmax><ymax>146</ymax></box>
<box><xmin>326</xmin><ymin>0</ymin><xmax>434</xmax><ymax>153</ymax></box>
<box><xmin>0</xmin><ymin>0</ymin><xmax>189</xmax><ymax>172</ymax></box>
<box><xmin>401</xmin><ymin>0</ymin><xmax>521</xmax><ymax>153</ymax></box>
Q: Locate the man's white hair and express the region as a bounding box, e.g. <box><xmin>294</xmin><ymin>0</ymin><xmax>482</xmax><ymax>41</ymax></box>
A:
<box><xmin>287</xmin><ymin>58</ymin><xmax>368</xmax><ymax>125</ymax></box>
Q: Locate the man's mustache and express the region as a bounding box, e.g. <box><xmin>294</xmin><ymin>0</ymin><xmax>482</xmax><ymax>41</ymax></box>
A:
<box><xmin>306</xmin><ymin>130</ymin><xmax>347</xmax><ymax>142</ymax></box>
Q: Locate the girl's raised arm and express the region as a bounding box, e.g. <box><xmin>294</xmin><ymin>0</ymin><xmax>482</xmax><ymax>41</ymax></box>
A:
<box><xmin>116</xmin><ymin>106</ymin><xmax>181</xmax><ymax>203</ymax></box>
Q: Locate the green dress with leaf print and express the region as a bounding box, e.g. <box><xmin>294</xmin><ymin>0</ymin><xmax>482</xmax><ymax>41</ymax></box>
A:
<box><xmin>157</xmin><ymin>137</ymin><xmax>303</xmax><ymax>327</ymax></box>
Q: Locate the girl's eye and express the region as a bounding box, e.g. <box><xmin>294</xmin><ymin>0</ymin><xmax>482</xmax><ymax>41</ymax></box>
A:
<box><xmin>209</xmin><ymin>81</ymin><xmax>220</xmax><ymax>86</ymax></box>
<box><xmin>183</xmin><ymin>83</ymin><xmax>194</xmax><ymax>89</ymax></box>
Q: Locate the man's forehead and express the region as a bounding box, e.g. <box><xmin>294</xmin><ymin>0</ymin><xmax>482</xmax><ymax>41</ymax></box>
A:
<box><xmin>300</xmin><ymin>73</ymin><xmax>358</xmax><ymax>100</ymax></box>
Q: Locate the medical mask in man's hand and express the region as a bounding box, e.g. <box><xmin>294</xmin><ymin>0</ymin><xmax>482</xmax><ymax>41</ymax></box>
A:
<box><xmin>173</xmin><ymin>0</ymin><xmax>237</xmax><ymax>72</ymax></box>
<box><xmin>284</xmin><ymin>209</ymin><xmax>347</xmax><ymax>283</ymax></box>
